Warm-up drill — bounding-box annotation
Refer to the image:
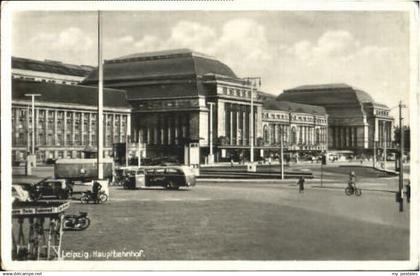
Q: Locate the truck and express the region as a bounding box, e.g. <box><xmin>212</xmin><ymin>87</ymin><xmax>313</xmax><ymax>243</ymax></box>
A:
<box><xmin>54</xmin><ymin>158</ymin><xmax>114</xmax><ymax>182</ymax></box>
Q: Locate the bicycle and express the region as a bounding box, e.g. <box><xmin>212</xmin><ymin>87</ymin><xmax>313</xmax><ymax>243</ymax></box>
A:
<box><xmin>345</xmin><ymin>185</ymin><xmax>362</xmax><ymax>196</ymax></box>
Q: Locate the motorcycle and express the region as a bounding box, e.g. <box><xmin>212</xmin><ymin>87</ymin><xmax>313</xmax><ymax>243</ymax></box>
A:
<box><xmin>63</xmin><ymin>212</ymin><xmax>90</xmax><ymax>231</ymax></box>
<box><xmin>345</xmin><ymin>185</ymin><xmax>362</xmax><ymax>196</ymax></box>
<box><xmin>80</xmin><ymin>190</ymin><xmax>108</xmax><ymax>204</ymax></box>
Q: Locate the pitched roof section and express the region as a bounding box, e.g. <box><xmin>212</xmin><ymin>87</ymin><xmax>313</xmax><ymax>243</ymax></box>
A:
<box><xmin>113</xmin><ymin>48</ymin><xmax>217</xmax><ymax>62</ymax></box>
<box><xmin>279</xmin><ymin>83</ymin><xmax>376</xmax><ymax>106</ymax></box>
<box><xmin>12</xmin><ymin>79</ymin><xmax>129</xmax><ymax>109</ymax></box>
<box><xmin>263</xmin><ymin>100</ymin><xmax>327</xmax><ymax>115</ymax></box>
<box><xmin>82</xmin><ymin>48</ymin><xmax>237</xmax><ymax>85</ymax></box>
<box><xmin>12</xmin><ymin>57</ymin><xmax>93</xmax><ymax>77</ymax></box>
<box><xmin>285</xmin><ymin>83</ymin><xmax>352</xmax><ymax>91</ymax></box>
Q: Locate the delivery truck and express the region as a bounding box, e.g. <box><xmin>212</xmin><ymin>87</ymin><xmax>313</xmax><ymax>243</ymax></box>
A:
<box><xmin>54</xmin><ymin>158</ymin><xmax>114</xmax><ymax>182</ymax></box>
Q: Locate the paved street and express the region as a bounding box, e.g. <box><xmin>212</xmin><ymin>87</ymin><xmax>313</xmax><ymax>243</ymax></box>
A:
<box><xmin>59</xmin><ymin>180</ymin><xmax>409</xmax><ymax>261</ymax></box>
<box><xmin>12</xmin><ymin>164</ymin><xmax>410</xmax><ymax>261</ymax></box>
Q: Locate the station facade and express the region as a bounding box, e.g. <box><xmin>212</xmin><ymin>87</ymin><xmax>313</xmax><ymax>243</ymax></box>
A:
<box><xmin>11</xmin><ymin>51</ymin><xmax>393</xmax><ymax>164</ymax></box>
<box><xmin>277</xmin><ymin>84</ymin><xmax>393</xmax><ymax>157</ymax></box>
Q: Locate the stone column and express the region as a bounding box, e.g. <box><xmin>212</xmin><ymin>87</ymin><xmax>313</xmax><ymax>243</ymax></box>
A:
<box><xmin>230</xmin><ymin>110</ymin><xmax>233</xmax><ymax>145</ymax></box>
<box><xmin>54</xmin><ymin>110</ymin><xmax>58</xmax><ymax>146</ymax></box>
<box><xmin>174</xmin><ymin>115</ymin><xmax>179</xmax><ymax>145</ymax></box>
<box><xmin>119</xmin><ymin>114</ymin><xmax>124</xmax><ymax>143</ymax></box>
<box><xmin>63</xmin><ymin>111</ymin><xmax>67</xmax><ymax>146</ymax></box>
<box><xmin>242</xmin><ymin>109</ymin><xmax>246</xmax><ymax>146</ymax></box>
<box><xmin>112</xmin><ymin>113</ymin><xmax>116</xmax><ymax>145</ymax></box>
<box><xmin>71</xmin><ymin>112</ymin><xmax>76</xmax><ymax>147</ymax></box>
<box><xmin>80</xmin><ymin>113</ymin><xmax>85</xmax><ymax>146</ymax></box>
<box><xmin>13</xmin><ymin>108</ymin><xmax>18</xmax><ymax>145</ymax></box>
<box><xmin>236</xmin><ymin>108</ymin><xmax>240</xmax><ymax>145</ymax></box>
<box><xmin>88</xmin><ymin>113</ymin><xmax>92</xmax><ymax>146</ymax></box>
<box><xmin>44</xmin><ymin>109</ymin><xmax>48</xmax><ymax>145</ymax></box>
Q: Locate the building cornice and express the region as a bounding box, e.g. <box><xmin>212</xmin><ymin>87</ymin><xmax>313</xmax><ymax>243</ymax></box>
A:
<box><xmin>12</xmin><ymin>99</ymin><xmax>131</xmax><ymax>113</ymax></box>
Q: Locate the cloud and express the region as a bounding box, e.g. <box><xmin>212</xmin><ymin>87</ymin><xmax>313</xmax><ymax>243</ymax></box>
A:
<box><xmin>28</xmin><ymin>27</ymin><xmax>94</xmax><ymax>64</ymax></box>
<box><xmin>289</xmin><ymin>30</ymin><xmax>361</xmax><ymax>65</ymax></box>
<box><xmin>104</xmin><ymin>19</ymin><xmax>272</xmax><ymax>77</ymax></box>
<box><xmin>31</xmin><ymin>27</ymin><xmax>93</xmax><ymax>52</ymax></box>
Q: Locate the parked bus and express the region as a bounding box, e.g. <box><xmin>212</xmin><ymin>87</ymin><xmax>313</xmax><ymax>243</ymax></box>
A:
<box><xmin>117</xmin><ymin>165</ymin><xmax>196</xmax><ymax>190</ymax></box>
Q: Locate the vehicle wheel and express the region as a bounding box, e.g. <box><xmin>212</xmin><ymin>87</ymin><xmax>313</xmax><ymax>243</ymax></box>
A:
<box><xmin>77</xmin><ymin>217</ymin><xmax>91</xmax><ymax>230</ymax></box>
<box><xmin>355</xmin><ymin>188</ymin><xmax>362</xmax><ymax>196</ymax></box>
<box><xmin>59</xmin><ymin>193</ymin><xmax>69</xmax><ymax>200</ymax></box>
<box><xmin>99</xmin><ymin>193</ymin><xmax>108</xmax><ymax>203</ymax></box>
<box><xmin>166</xmin><ymin>180</ymin><xmax>177</xmax><ymax>190</ymax></box>
<box><xmin>31</xmin><ymin>192</ymin><xmax>42</xmax><ymax>201</ymax></box>
<box><xmin>80</xmin><ymin>195</ymin><xmax>89</xmax><ymax>204</ymax></box>
<box><xmin>345</xmin><ymin>187</ymin><xmax>353</xmax><ymax>196</ymax></box>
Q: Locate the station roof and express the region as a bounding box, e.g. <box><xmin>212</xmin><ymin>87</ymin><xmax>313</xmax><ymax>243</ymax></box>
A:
<box><xmin>82</xmin><ymin>48</ymin><xmax>237</xmax><ymax>84</ymax></box>
<box><xmin>279</xmin><ymin>83</ymin><xmax>382</xmax><ymax>107</ymax></box>
<box><xmin>263</xmin><ymin>100</ymin><xmax>327</xmax><ymax>115</ymax></box>
<box><xmin>12</xmin><ymin>79</ymin><xmax>129</xmax><ymax>109</ymax></box>
<box><xmin>12</xmin><ymin>57</ymin><xmax>93</xmax><ymax>77</ymax></box>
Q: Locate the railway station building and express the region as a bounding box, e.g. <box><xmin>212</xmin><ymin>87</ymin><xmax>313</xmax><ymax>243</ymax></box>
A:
<box><xmin>277</xmin><ymin>84</ymin><xmax>394</xmax><ymax>157</ymax></box>
<box><xmin>11</xmin><ymin>50</ymin><xmax>392</xmax><ymax>165</ymax></box>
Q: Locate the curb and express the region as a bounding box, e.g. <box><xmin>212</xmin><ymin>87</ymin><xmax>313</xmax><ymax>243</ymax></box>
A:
<box><xmin>311</xmin><ymin>185</ymin><xmax>397</xmax><ymax>194</ymax></box>
<box><xmin>197</xmin><ymin>178</ymin><xmax>296</xmax><ymax>183</ymax></box>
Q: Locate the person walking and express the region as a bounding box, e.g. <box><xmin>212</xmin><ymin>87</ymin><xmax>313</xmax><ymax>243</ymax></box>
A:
<box><xmin>297</xmin><ymin>176</ymin><xmax>305</xmax><ymax>193</ymax></box>
<box><xmin>92</xmin><ymin>180</ymin><xmax>102</xmax><ymax>204</ymax></box>
<box><xmin>405</xmin><ymin>180</ymin><xmax>411</xmax><ymax>203</ymax></box>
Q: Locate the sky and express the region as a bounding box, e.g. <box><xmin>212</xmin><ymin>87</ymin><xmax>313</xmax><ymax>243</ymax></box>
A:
<box><xmin>12</xmin><ymin>10</ymin><xmax>412</xmax><ymax>119</ymax></box>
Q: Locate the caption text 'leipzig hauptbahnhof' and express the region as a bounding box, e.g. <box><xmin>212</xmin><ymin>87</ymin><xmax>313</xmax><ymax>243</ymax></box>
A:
<box><xmin>11</xmin><ymin>49</ymin><xmax>394</xmax><ymax>166</ymax></box>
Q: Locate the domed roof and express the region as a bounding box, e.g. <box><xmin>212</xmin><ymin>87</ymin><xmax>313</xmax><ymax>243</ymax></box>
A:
<box><xmin>82</xmin><ymin>48</ymin><xmax>237</xmax><ymax>84</ymax></box>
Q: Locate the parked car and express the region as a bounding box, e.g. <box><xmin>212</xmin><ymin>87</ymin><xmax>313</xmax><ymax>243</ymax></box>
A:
<box><xmin>12</xmin><ymin>184</ymin><xmax>31</xmax><ymax>203</ymax></box>
<box><xmin>31</xmin><ymin>178</ymin><xmax>74</xmax><ymax>200</ymax></box>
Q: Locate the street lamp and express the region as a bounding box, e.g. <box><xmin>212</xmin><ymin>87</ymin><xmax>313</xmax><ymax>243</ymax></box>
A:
<box><xmin>97</xmin><ymin>10</ymin><xmax>104</xmax><ymax>180</ymax></box>
<box><xmin>398</xmin><ymin>101</ymin><xmax>406</xmax><ymax>212</ymax></box>
<box><xmin>243</xmin><ymin>77</ymin><xmax>261</xmax><ymax>164</ymax></box>
<box><xmin>280</xmin><ymin>127</ymin><xmax>284</xmax><ymax>180</ymax></box>
<box><xmin>24</xmin><ymin>93</ymin><xmax>41</xmax><ymax>172</ymax></box>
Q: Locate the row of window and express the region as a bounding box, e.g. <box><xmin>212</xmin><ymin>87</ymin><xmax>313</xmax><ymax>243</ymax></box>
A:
<box><xmin>376</xmin><ymin>109</ymin><xmax>389</xmax><ymax>116</ymax></box>
<box><xmin>14</xmin><ymin>132</ymin><xmax>126</xmax><ymax>147</ymax></box>
<box><xmin>12</xmin><ymin>75</ymin><xmax>79</xmax><ymax>85</ymax></box>
<box><xmin>221</xmin><ymin>87</ymin><xmax>252</xmax><ymax>99</ymax></box>
<box><xmin>263</xmin><ymin>112</ymin><xmax>327</xmax><ymax>124</ymax></box>
<box><xmin>13</xmin><ymin>149</ymin><xmax>114</xmax><ymax>162</ymax></box>
<box><xmin>138</xmin><ymin>99</ymin><xmax>198</xmax><ymax>109</ymax></box>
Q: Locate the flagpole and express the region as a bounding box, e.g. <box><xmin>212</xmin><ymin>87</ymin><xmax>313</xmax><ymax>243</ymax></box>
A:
<box><xmin>97</xmin><ymin>10</ymin><xmax>104</xmax><ymax>179</ymax></box>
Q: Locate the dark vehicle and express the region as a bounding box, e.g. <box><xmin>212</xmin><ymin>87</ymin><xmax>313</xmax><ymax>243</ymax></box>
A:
<box><xmin>31</xmin><ymin>178</ymin><xmax>73</xmax><ymax>200</ymax></box>
<box><xmin>144</xmin><ymin>166</ymin><xmax>196</xmax><ymax>190</ymax></box>
<box><xmin>63</xmin><ymin>212</ymin><xmax>90</xmax><ymax>231</ymax></box>
<box><xmin>80</xmin><ymin>190</ymin><xmax>108</xmax><ymax>204</ymax></box>
<box><xmin>45</xmin><ymin>158</ymin><xmax>56</xmax><ymax>165</ymax></box>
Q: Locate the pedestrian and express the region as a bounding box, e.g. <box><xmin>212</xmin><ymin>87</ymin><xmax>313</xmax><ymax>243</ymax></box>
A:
<box><xmin>92</xmin><ymin>180</ymin><xmax>102</xmax><ymax>204</ymax></box>
<box><xmin>297</xmin><ymin>176</ymin><xmax>305</xmax><ymax>193</ymax></box>
<box><xmin>405</xmin><ymin>180</ymin><xmax>411</xmax><ymax>203</ymax></box>
<box><xmin>230</xmin><ymin>159</ymin><xmax>234</xmax><ymax>167</ymax></box>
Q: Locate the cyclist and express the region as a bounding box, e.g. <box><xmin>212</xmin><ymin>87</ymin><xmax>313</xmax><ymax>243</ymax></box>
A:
<box><xmin>92</xmin><ymin>181</ymin><xmax>102</xmax><ymax>204</ymax></box>
<box><xmin>348</xmin><ymin>171</ymin><xmax>357</xmax><ymax>191</ymax></box>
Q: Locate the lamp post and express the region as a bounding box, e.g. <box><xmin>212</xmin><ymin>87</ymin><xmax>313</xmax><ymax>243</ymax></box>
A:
<box><xmin>383</xmin><ymin>121</ymin><xmax>387</xmax><ymax>170</ymax></box>
<box><xmin>97</xmin><ymin>10</ymin><xmax>104</xmax><ymax>179</ymax></box>
<box><xmin>208</xmin><ymin>102</ymin><xmax>215</xmax><ymax>164</ymax></box>
<box><xmin>24</xmin><ymin>93</ymin><xmax>41</xmax><ymax>171</ymax></box>
<box><xmin>280</xmin><ymin>128</ymin><xmax>284</xmax><ymax>180</ymax></box>
<box><xmin>398</xmin><ymin>101</ymin><xmax>406</xmax><ymax>212</ymax></box>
